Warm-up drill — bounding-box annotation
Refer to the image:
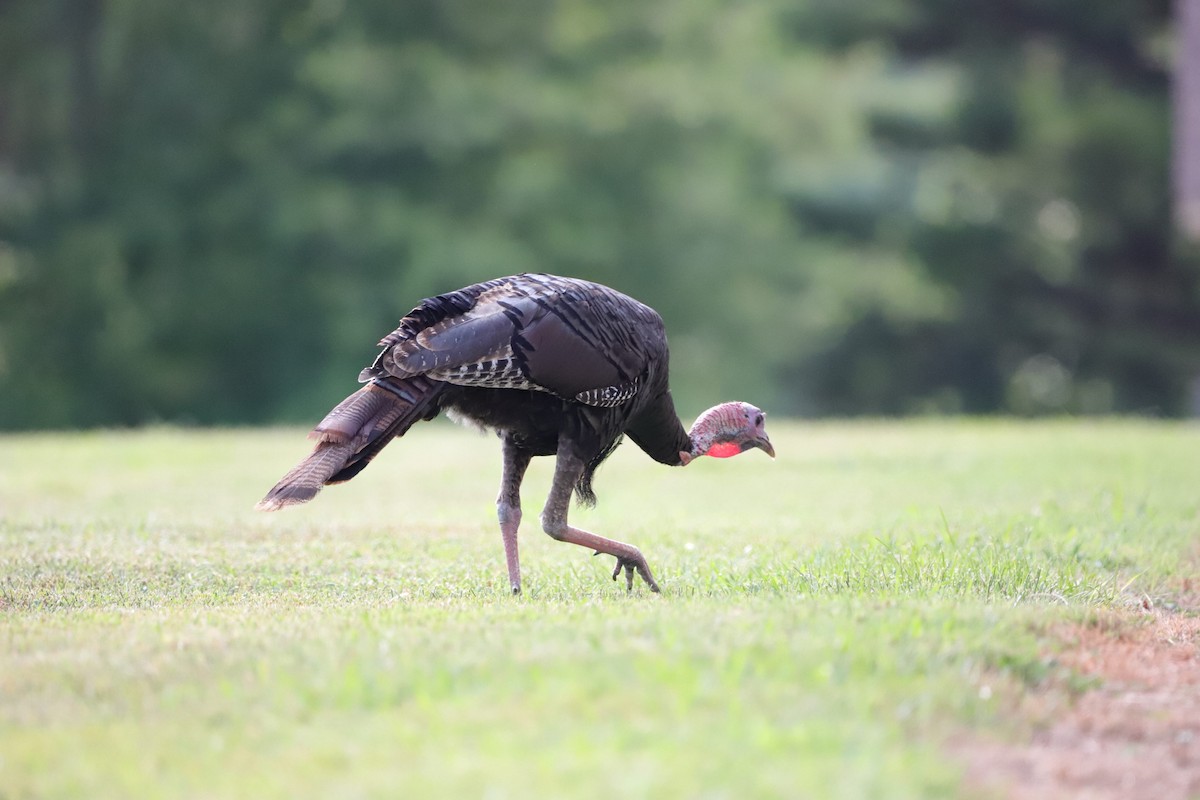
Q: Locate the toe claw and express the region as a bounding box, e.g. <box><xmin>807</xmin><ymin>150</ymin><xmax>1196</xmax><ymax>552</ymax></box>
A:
<box><xmin>609</xmin><ymin>553</ymin><xmax>659</xmax><ymax>593</ymax></box>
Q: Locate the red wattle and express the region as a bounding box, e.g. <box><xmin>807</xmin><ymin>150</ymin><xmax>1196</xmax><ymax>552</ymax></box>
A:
<box><xmin>705</xmin><ymin>441</ymin><xmax>742</xmax><ymax>459</ymax></box>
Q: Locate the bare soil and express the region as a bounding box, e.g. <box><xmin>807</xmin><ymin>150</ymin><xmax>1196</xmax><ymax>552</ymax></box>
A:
<box><xmin>956</xmin><ymin>597</ymin><xmax>1200</xmax><ymax>800</ymax></box>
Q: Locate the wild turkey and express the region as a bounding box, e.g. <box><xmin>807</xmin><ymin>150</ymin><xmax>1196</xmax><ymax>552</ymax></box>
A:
<box><xmin>256</xmin><ymin>273</ymin><xmax>774</xmax><ymax>593</ymax></box>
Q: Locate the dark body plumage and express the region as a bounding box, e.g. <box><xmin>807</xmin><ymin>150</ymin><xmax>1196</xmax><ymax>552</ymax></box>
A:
<box><xmin>382</xmin><ymin>273</ymin><xmax>692</xmax><ymax>496</ymax></box>
<box><xmin>259</xmin><ymin>273</ymin><xmax>720</xmax><ymax>593</ymax></box>
<box><xmin>355</xmin><ymin>273</ymin><xmax>690</xmax><ymax>496</ymax></box>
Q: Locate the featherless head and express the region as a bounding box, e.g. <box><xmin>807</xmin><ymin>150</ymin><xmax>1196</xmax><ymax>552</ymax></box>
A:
<box><xmin>680</xmin><ymin>401</ymin><xmax>775</xmax><ymax>465</ymax></box>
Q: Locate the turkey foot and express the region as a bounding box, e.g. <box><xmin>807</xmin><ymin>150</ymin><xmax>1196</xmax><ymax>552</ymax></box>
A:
<box><xmin>545</xmin><ymin>449</ymin><xmax>661</xmax><ymax>594</ymax></box>
<box><xmin>609</xmin><ymin>552</ymin><xmax>661</xmax><ymax>593</ymax></box>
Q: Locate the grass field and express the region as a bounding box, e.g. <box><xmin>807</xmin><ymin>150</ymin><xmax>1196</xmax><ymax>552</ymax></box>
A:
<box><xmin>1</xmin><ymin>419</ymin><xmax>1196</xmax><ymax>798</ymax></box>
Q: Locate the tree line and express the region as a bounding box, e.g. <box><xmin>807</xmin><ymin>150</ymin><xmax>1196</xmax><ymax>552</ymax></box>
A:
<box><xmin>0</xmin><ymin>0</ymin><xmax>1196</xmax><ymax>429</ymax></box>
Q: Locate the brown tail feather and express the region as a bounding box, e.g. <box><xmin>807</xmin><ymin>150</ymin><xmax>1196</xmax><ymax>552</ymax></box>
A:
<box><xmin>255</xmin><ymin>376</ymin><xmax>444</xmax><ymax>511</ymax></box>
<box><xmin>254</xmin><ymin>439</ymin><xmax>358</xmax><ymax>511</ymax></box>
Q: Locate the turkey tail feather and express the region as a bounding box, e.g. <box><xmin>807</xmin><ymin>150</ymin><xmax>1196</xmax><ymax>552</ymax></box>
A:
<box><xmin>255</xmin><ymin>376</ymin><xmax>444</xmax><ymax>511</ymax></box>
<box><xmin>254</xmin><ymin>439</ymin><xmax>357</xmax><ymax>511</ymax></box>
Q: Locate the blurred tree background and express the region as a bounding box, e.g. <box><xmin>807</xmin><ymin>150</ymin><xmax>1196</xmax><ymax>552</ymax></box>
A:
<box><xmin>0</xmin><ymin>0</ymin><xmax>1197</xmax><ymax>429</ymax></box>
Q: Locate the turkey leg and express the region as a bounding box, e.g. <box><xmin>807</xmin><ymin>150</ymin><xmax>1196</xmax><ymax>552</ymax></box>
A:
<box><xmin>539</xmin><ymin>449</ymin><xmax>661</xmax><ymax>593</ymax></box>
<box><xmin>497</xmin><ymin>437</ymin><xmax>532</xmax><ymax>594</ymax></box>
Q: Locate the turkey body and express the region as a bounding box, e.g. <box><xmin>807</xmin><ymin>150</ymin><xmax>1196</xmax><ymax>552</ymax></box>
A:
<box><xmin>258</xmin><ymin>272</ymin><xmax>773</xmax><ymax>593</ymax></box>
<box><xmin>434</xmin><ymin>276</ymin><xmax>686</xmax><ymax>457</ymax></box>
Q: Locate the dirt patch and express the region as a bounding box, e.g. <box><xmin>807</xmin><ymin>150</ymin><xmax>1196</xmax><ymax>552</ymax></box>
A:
<box><xmin>956</xmin><ymin>603</ymin><xmax>1200</xmax><ymax>799</ymax></box>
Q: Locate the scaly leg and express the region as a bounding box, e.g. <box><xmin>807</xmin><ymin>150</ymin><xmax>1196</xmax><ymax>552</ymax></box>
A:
<box><xmin>497</xmin><ymin>437</ymin><xmax>532</xmax><ymax>594</ymax></box>
<box><xmin>539</xmin><ymin>448</ymin><xmax>661</xmax><ymax>593</ymax></box>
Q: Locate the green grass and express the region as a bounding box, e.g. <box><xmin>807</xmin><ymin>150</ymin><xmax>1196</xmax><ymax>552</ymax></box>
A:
<box><xmin>1</xmin><ymin>419</ymin><xmax>1196</xmax><ymax>798</ymax></box>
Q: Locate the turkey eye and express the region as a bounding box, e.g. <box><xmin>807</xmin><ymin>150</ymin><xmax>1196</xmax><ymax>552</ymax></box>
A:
<box><xmin>754</xmin><ymin>414</ymin><xmax>763</xmax><ymax>427</ymax></box>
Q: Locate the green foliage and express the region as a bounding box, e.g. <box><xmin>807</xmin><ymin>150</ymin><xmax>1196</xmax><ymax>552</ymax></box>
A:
<box><xmin>1</xmin><ymin>420</ymin><xmax>1196</xmax><ymax>797</ymax></box>
<box><xmin>0</xmin><ymin>0</ymin><xmax>1195</xmax><ymax>428</ymax></box>
<box><xmin>788</xmin><ymin>0</ymin><xmax>1198</xmax><ymax>415</ymax></box>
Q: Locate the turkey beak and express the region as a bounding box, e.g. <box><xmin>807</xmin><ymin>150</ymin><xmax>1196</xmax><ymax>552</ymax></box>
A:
<box><xmin>751</xmin><ymin>436</ymin><xmax>775</xmax><ymax>459</ymax></box>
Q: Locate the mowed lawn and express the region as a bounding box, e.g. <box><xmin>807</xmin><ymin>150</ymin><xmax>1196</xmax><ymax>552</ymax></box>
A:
<box><xmin>1</xmin><ymin>420</ymin><xmax>1196</xmax><ymax>798</ymax></box>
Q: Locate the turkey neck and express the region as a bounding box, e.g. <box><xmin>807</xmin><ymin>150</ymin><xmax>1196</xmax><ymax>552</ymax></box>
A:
<box><xmin>623</xmin><ymin>390</ymin><xmax>693</xmax><ymax>466</ymax></box>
